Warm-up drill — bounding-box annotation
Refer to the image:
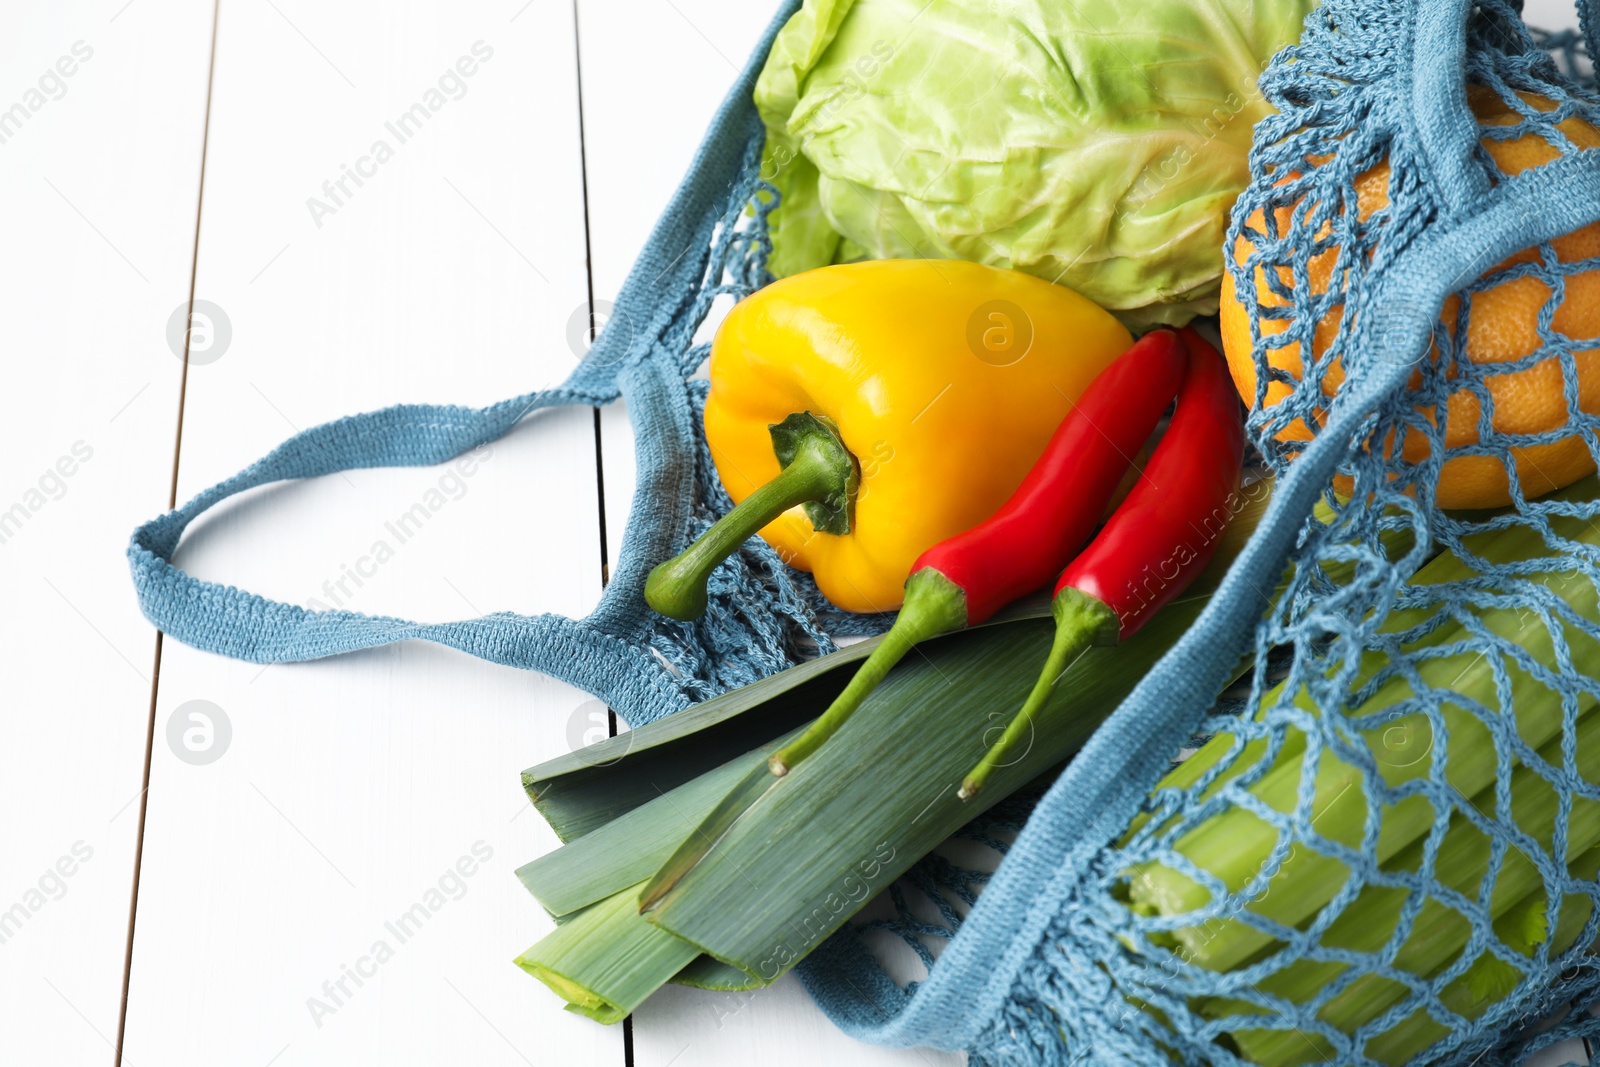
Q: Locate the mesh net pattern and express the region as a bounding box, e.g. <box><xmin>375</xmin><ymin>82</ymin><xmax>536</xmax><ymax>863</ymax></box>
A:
<box><xmin>946</xmin><ymin>3</ymin><xmax>1600</xmax><ymax>1064</ymax></box>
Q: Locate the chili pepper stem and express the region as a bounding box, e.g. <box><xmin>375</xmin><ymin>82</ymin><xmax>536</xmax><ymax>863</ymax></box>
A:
<box><xmin>646</xmin><ymin>413</ymin><xmax>859</xmax><ymax>621</ymax></box>
<box><xmin>960</xmin><ymin>588</ymin><xmax>1119</xmax><ymax>800</ymax></box>
<box><xmin>770</xmin><ymin>569</ymin><xmax>968</xmax><ymax>776</ymax></box>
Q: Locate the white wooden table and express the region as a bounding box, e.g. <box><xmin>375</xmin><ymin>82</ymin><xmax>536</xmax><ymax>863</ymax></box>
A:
<box><xmin>1</xmin><ymin>2</ymin><xmax>1588</xmax><ymax>1066</ymax></box>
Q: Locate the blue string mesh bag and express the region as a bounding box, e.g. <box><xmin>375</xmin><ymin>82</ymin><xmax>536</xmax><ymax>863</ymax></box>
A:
<box><xmin>796</xmin><ymin>1</ymin><xmax>1600</xmax><ymax>1064</ymax></box>
<box><xmin>129</xmin><ymin>0</ymin><xmax>1600</xmax><ymax>1064</ymax></box>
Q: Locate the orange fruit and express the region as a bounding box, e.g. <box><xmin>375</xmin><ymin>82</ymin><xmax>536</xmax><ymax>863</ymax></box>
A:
<box><xmin>1220</xmin><ymin>87</ymin><xmax>1600</xmax><ymax>510</ymax></box>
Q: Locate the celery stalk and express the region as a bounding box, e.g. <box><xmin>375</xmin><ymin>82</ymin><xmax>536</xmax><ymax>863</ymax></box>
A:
<box><xmin>1212</xmin><ymin>705</ymin><xmax>1600</xmax><ymax>1064</ymax></box>
<box><xmin>1363</xmin><ymin>845</ymin><xmax>1600</xmax><ymax>1065</ymax></box>
<box><xmin>1127</xmin><ymin>515</ymin><xmax>1600</xmax><ymax>971</ymax></box>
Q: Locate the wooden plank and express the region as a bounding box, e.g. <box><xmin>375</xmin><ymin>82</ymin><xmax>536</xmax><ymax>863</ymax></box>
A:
<box><xmin>574</xmin><ymin>0</ymin><xmax>962</xmax><ymax>1061</ymax></box>
<box><xmin>119</xmin><ymin>2</ymin><xmax>620</xmax><ymax>1065</ymax></box>
<box><xmin>582</xmin><ymin>0</ymin><xmax>775</xmax><ymax>574</ymax></box>
<box><xmin>633</xmin><ymin>976</ymin><xmax>968</xmax><ymax>1067</ymax></box>
<box><xmin>0</xmin><ymin>2</ymin><xmax>213</xmax><ymax>1063</ymax></box>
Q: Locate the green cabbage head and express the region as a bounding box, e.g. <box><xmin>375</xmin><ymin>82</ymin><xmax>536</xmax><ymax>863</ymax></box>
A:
<box><xmin>755</xmin><ymin>0</ymin><xmax>1318</xmax><ymax>328</ymax></box>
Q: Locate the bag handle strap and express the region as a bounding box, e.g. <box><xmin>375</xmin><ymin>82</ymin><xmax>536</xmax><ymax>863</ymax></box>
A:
<box><xmin>128</xmin><ymin>0</ymin><xmax>803</xmax><ymax>724</ymax></box>
<box><xmin>1412</xmin><ymin>0</ymin><xmax>1491</xmax><ymax>211</ymax></box>
<box><xmin>1413</xmin><ymin>0</ymin><xmax>1597</xmax><ymax>218</ymax></box>
<box><xmin>128</xmin><ymin>381</ymin><xmax>685</xmax><ymax>718</ymax></box>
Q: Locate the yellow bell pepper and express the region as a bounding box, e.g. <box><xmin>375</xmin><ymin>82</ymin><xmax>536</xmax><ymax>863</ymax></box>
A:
<box><xmin>645</xmin><ymin>260</ymin><xmax>1132</xmax><ymax>617</ymax></box>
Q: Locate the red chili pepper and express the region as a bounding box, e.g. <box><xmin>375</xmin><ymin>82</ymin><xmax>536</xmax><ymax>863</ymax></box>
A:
<box><xmin>959</xmin><ymin>327</ymin><xmax>1245</xmax><ymax>799</ymax></box>
<box><xmin>769</xmin><ymin>330</ymin><xmax>1188</xmax><ymax>776</ymax></box>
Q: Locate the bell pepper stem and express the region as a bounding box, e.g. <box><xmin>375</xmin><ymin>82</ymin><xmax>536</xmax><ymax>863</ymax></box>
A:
<box><xmin>960</xmin><ymin>587</ymin><xmax>1119</xmax><ymax>800</ymax></box>
<box><xmin>646</xmin><ymin>412</ymin><xmax>858</xmax><ymax>622</ymax></box>
<box><xmin>770</xmin><ymin>569</ymin><xmax>968</xmax><ymax>776</ymax></box>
